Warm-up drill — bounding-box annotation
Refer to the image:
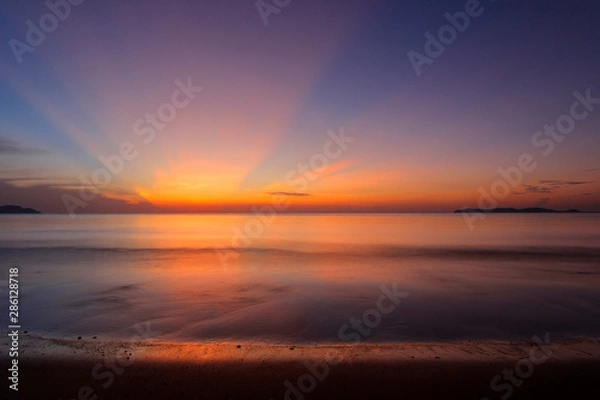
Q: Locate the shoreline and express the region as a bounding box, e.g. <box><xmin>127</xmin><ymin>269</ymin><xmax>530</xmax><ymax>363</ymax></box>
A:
<box><xmin>15</xmin><ymin>334</ymin><xmax>600</xmax><ymax>363</ymax></box>
<box><xmin>8</xmin><ymin>335</ymin><xmax>600</xmax><ymax>399</ymax></box>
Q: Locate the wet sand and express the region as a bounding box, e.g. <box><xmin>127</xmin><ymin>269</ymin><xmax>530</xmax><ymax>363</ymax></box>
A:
<box><xmin>7</xmin><ymin>335</ymin><xmax>600</xmax><ymax>399</ymax></box>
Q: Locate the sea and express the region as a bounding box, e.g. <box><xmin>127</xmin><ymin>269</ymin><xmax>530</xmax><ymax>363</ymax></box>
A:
<box><xmin>1</xmin><ymin>213</ymin><xmax>599</xmax><ymax>344</ymax></box>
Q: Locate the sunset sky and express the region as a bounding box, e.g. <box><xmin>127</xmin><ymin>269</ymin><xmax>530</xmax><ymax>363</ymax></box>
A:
<box><xmin>1</xmin><ymin>0</ymin><xmax>599</xmax><ymax>213</ymax></box>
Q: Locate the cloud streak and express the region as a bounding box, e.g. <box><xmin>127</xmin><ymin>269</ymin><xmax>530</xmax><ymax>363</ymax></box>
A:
<box><xmin>267</xmin><ymin>191</ymin><xmax>310</xmax><ymax>197</ymax></box>
<box><xmin>0</xmin><ymin>137</ymin><xmax>49</xmax><ymax>156</ymax></box>
<box><xmin>514</xmin><ymin>180</ymin><xmax>594</xmax><ymax>195</ymax></box>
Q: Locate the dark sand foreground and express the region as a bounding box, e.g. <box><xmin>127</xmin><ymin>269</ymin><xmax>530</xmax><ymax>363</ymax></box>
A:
<box><xmin>6</xmin><ymin>336</ymin><xmax>600</xmax><ymax>399</ymax></box>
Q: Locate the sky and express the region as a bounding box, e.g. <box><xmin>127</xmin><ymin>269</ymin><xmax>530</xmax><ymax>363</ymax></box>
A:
<box><xmin>0</xmin><ymin>0</ymin><xmax>599</xmax><ymax>214</ymax></box>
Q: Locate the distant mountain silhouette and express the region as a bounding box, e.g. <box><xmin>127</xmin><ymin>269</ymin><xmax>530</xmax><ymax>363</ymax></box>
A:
<box><xmin>0</xmin><ymin>205</ymin><xmax>41</xmax><ymax>214</ymax></box>
<box><xmin>454</xmin><ymin>207</ymin><xmax>581</xmax><ymax>214</ymax></box>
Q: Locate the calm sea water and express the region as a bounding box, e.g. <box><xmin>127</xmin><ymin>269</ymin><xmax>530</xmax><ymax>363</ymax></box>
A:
<box><xmin>1</xmin><ymin>214</ymin><xmax>599</xmax><ymax>343</ymax></box>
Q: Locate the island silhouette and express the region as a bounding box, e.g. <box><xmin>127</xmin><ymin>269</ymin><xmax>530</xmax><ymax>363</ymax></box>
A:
<box><xmin>0</xmin><ymin>205</ymin><xmax>41</xmax><ymax>214</ymax></box>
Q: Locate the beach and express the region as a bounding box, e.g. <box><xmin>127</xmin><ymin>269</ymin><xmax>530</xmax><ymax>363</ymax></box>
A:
<box><xmin>11</xmin><ymin>335</ymin><xmax>600</xmax><ymax>399</ymax></box>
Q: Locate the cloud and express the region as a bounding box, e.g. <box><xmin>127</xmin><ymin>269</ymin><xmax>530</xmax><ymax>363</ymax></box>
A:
<box><xmin>267</xmin><ymin>191</ymin><xmax>310</xmax><ymax>197</ymax></box>
<box><xmin>515</xmin><ymin>179</ymin><xmax>593</xmax><ymax>195</ymax></box>
<box><xmin>565</xmin><ymin>192</ymin><xmax>592</xmax><ymax>197</ymax></box>
<box><xmin>538</xmin><ymin>179</ymin><xmax>592</xmax><ymax>186</ymax></box>
<box><xmin>0</xmin><ymin>137</ymin><xmax>49</xmax><ymax>156</ymax></box>
<box><xmin>521</xmin><ymin>185</ymin><xmax>554</xmax><ymax>194</ymax></box>
<box><xmin>0</xmin><ymin>179</ymin><xmax>156</xmax><ymax>214</ymax></box>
